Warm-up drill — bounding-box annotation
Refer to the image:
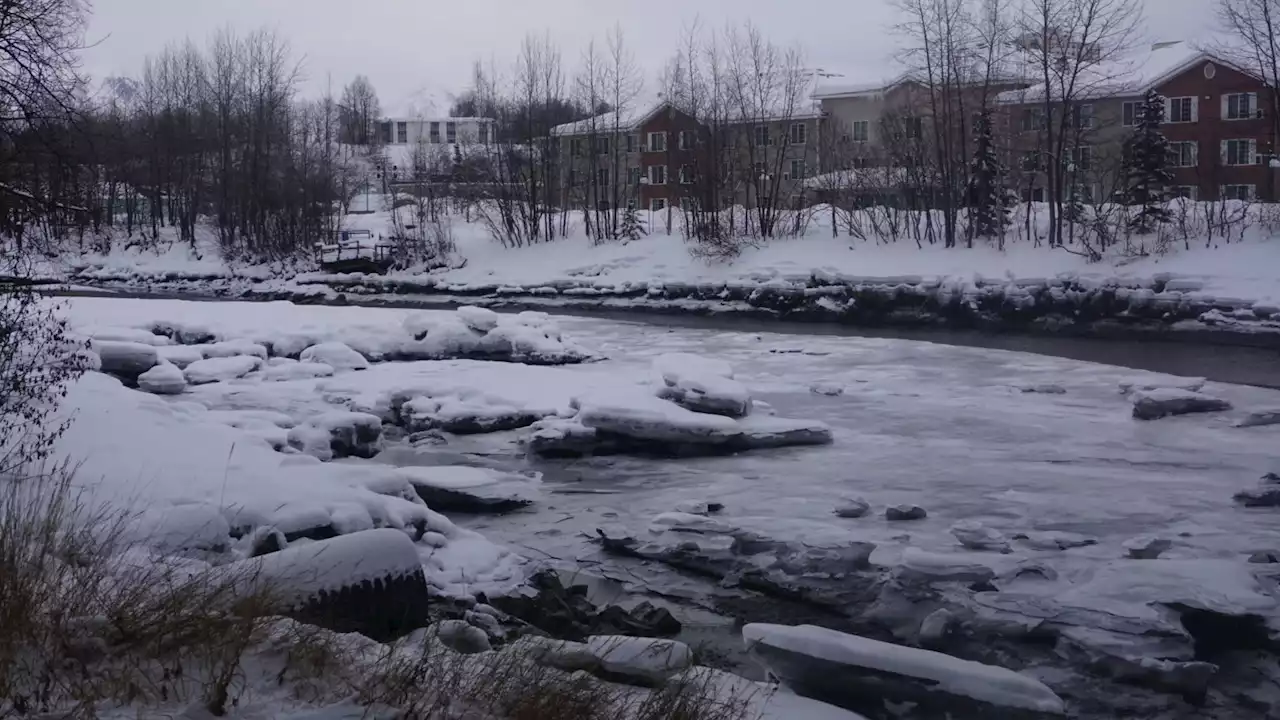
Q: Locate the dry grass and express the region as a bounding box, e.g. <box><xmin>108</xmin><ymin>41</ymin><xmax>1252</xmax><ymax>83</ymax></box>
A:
<box><xmin>0</xmin><ymin>464</ymin><xmax>763</xmax><ymax>720</ymax></box>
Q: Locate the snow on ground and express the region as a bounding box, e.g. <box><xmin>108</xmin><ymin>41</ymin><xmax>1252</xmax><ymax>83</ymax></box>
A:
<box><xmin>60</xmin><ymin>202</ymin><xmax>1280</xmax><ymax>314</ymax></box>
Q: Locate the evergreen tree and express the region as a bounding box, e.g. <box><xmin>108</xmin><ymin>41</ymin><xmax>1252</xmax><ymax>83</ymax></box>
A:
<box><xmin>1124</xmin><ymin>90</ymin><xmax>1175</xmax><ymax>232</ymax></box>
<box><xmin>619</xmin><ymin>203</ymin><xmax>647</xmax><ymax>242</ymax></box>
<box><xmin>967</xmin><ymin>108</ymin><xmax>1011</xmax><ymax>239</ymax></box>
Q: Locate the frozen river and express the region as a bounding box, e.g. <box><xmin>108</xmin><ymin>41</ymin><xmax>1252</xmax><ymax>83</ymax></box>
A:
<box><xmin>59</xmin><ymin>297</ymin><xmax>1280</xmax><ymax>718</ymax></box>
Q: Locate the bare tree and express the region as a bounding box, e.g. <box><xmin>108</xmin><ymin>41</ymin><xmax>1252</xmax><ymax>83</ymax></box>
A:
<box><xmin>1216</xmin><ymin>0</ymin><xmax>1280</xmax><ymax>200</ymax></box>
<box><xmin>340</xmin><ymin>75</ymin><xmax>381</xmax><ymax>146</ymax></box>
<box><xmin>1014</xmin><ymin>0</ymin><xmax>1142</xmax><ymax>246</ymax></box>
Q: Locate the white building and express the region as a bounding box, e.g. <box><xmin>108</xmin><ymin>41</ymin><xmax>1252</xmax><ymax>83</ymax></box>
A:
<box><xmin>378</xmin><ymin>116</ymin><xmax>495</xmax><ymax>146</ymax></box>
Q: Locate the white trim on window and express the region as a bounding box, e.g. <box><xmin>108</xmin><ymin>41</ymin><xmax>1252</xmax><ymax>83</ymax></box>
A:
<box><xmin>851</xmin><ymin>120</ymin><xmax>870</xmax><ymax>143</ymax></box>
<box><xmin>787</xmin><ymin>159</ymin><xmax>805</xmax><ymax>180</ymax></box>
<box><xmin>649</xmin><ymin>197</ymin><xmax>667</xmax><ymax>212</ymax></box>
<box><xmin>789</xmin><ymin>122</ymin><xmax>807</xmax><ymax>145</ymax></box>
<box><xmin>1170</xmin><ymin>185</ymin><xmax>1198</xmax><ymax>201</ymax></box>
<box><xmin>1122</xmin><ymin>100</ymin><xmax>1139</xmax><ymax>127</ymax></box>
<box><xmin>647</xmin><ymin>164</ymin><xmax>667</xmax><ymax>185</ymax></box>
<box><xmin>646</xmin><ymin>132</ymin><xmax>667</xmax><ymax>152</ymax></box>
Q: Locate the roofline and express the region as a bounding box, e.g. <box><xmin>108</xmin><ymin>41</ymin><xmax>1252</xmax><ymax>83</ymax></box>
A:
<box><xmin>1143</xmin><ymin>50</ymin><xmax>1267</xmax><ymax>91</ymax></box>
<box><xmin>549</xmin><ymin>101</ymin><xmax>673</xmax><ymax>136</ymax></box>
<box><xmin>814</xmin><ymin>74</ymin><xmax>1032</xmax><ymax>101</ymax></box>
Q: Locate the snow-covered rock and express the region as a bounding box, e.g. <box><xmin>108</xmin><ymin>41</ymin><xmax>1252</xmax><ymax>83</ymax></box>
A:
<box><xmin>895</xmin><ymin>548</ymin><xmax>997</xmax><ymax>584</ymax></box>
<box><xmin>571</xmin><ymin>387</ymin><xmax>831</xmax><ymax>454</ymax></box>
<box><xmin>397</xmin><ymin>310</ymin><xmax>593</xmax><ymax>364</ymax></box>
<box><xmin>1123</xmin><ymin>535</ymin><xmax>1172</xmax><ymax>559</ymax></box>
<box><xmin>1236</xmin><ymin>410</ymin><xmax>1280</xmax><ymax>428</ymax></box>
<box><xmin>435</xmin><ymin>619</ymin><xmax>492</xmax><ymax>654</ymax></box>
<box><xmin>91</xmin><ymin>340</ymin><xmax>160</xmax><ymax>381</ymax></box>
<box><xmin>184</xmin><ymin>355</ymin><xmax>263</xmax><ymax>385</ymax></box>
<box><xmin>512</xmin><ymin>635</ymin><xmax>601</xmax><ymax>672</ymax></box>
<box><xmin>742</xmin><ymin>623</ymin><xmax>1065</xmax><ymax>716</ymax></box>
<box><xmin>261</xmin><ymin>359</ymin><xmax>336</xmax><ymax>382</ymax></box>
<box><xmin>1019</xmin><ymin>383</ymin><xmax>1066</xmax><ymax>394</ymax></box>
<box><xmin>395</xmin><ymin>391</ymin><xmax>546</xmax><ymax>434</ymax></box>
<box><xmin>230</xmin><ymin>528</ymin><xmax>430</xmax><ymax>640</ymax></box>
<box><xmin>810</xmin><ymin>382</ymin><xmax>846</xmax><ymax>397</ymax></box>
<box><xmin>674</xmin><ymin>499</ymin><xmax>712</xmax><ymax>516</ymax></box>
<box><xmin>299</xmin><ymin>341</ymin><xmax>369</xmax><ymax>371</ymax></box>
<box><xmin>833</xmin><ymin>498</ymin><xmax>871</xmax><ymax>518</ymax></box>
<box><xmin>456</xmin><ymin>305</ymin><xmax>500</xmax><ymax>333</ymax></box>
<box><xmin>398</xmin><ymin>466</ymin><xmax>541</xmax><ymax>513</ymax></box>
<box><xmin>198</xmin><ymin>339</ymin><xmax>269</xmax><ymax>360</ymax></box>
<box><xmin>1131</xmin><ymin>388</ymin><xmax>1232</xmax><ymax>420</ymax></box>
<box><xmin>127</xmin><ymin>503</ymin><xmax>231</xmax><ymax>553</ymax></box>
<box><xmin>951</xmin><ymin>520</ymin><xmax>1011</xmax><ymax>552</ymax></box>
<box><xmin>156</xmin><ymin>344</ymin><xmax>205</xmax><ymax>368</ymax></box>
<box><xmin>522</xmin><ymin>417</ymin><xmax>601</xmax><ymax>457</ymax></box>
<box><xmin>83</xmin><ymin>326</ymin><xmax>172</xmax><ymax>346</ymax></box>
<box><xmin>137</xmin><ymin>362</ymin><xmax>187</xmax><ymax>395</ymax></box>
<box><xmin>286</xmin><ymin>411</ymin><xmax>383</xmax><ymax>461</ymax></box>
<box><xmin>1233</xmin><ymin>472</ymin><xmax>1280</xmax><ymax>507</ymax></box>
<box><xmin>653</xmin><ymin>352</ymin><xmax>752</xmax><ymax>417</ymax></box>
<box><xmin>886</xmin><ymin>504</ymin><xmax>927</xmax><ymax>521</ymax></box>
<box><xmin>586</xmin><ymin>636</ymin><xmax>692</xmax><ymax>685</ymax></box>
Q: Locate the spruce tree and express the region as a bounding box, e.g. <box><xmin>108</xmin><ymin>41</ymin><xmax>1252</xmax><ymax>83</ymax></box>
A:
<box><xmin>619</xmin><ymin>203</ymin><xmax>647</xmax><ymax>242</ymax></box>
<box><xmin>1124</xmin><ymin>90</ymin><xmax>1175</xmax><ymax>232</ymax></box>
<box><xmin>968</xmin><ymin>108</ymin><xmax>1011</xmax><ymax>239</ymax></box>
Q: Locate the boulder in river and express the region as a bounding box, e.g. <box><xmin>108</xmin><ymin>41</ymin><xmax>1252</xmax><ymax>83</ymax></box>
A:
<box><xmin>886</xmin><ymin>504</ymin><xmax>928</xmax><ymax>522</ymax></box>
<box><xmin>1232</xmin><ymin>472</ymin><xmax>1280</xmax><ymax>508</ymax></box>
<box><xmin>398</xmin><ymin>466</ymin><xmax>540</xmax><ymax>514</ymax></box>
<box><xmin>92</xmin><ymin>340</ymin><xmax>160</xmax><ymax>381</ymax></box>
<box><xmin>286</xmin><ymin>411</ymin><xmax>383</xmax><ymax>461</ymax></box>
<box><xmin>1131</xmin><ymin>388</ymin><xmax>1232</xmax><ymax>420</ymax></box>
<box><xmin>653</xmin><ymin>352</ymin><xmax>752</xmax><ymax>418</ymax></box>
<box><xmin>137</xmin><ymin>362</ymin><xmax>187</xmax><ymax>395</ymax></box>
<box><xmin>834</xmin><ymin>498</ymin><xmax>871</xmax><ymax>519</ymax></box>
<box><xmin>951</xmin><ymin>520</ymin><xmax>1011</xmax><ymax>552</ymax></box>
<box><xmin>1123</xmin><ymin>536</ymin><xmax>1172</xmax><ymax>559</ymax></box>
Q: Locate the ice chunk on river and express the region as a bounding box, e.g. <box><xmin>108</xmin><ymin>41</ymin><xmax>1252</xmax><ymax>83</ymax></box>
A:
<box><xmin>653</xmin><ymin>352</ymin><xmax>752</xmax><ymax>417</ymax></box>
<box><xmin>742</xmin><ymin>623</ymin><xmax>1065</xmax><ymax>715</ymax></box>
<box><xmin>299</xmin><ymin>341</ymin><xmax>369</xmax><ymax>372</ymax></box>
<box><xmin>137</xmin><ymin>362</ymin><xmax>187</xmax><ymax>395</ymax></box>
<box><xmin>184</xmin><ymin>355</ymin><xmax>263</xmax><ymax>385</ymax></box>
<box><xmin>1131</xmin><ymin>387</ymin><xmax>1232</xmax><ymax>420</ymax></box>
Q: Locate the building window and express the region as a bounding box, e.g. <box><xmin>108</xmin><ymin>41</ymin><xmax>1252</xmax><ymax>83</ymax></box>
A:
<box><xmin>596</xmin><ymin>168</ymin><xmax>609</xmax><ymax>188</ymax></box>
<box><xmin>478</xmin><ymin>124</ymin><xmax>489</xmax><ymax>144</ymax></box>
<box><xmin>568</xmin><ymin>169</ymin><xmax>579</xmax><ymax>187</ymax></box>
<box><xmin>1069</xmin><ymin>104</ymin><xmax>1094</xmax><ymax>129</ymax></box>
<box><xmin>596</xmin><ymin>136</ymin><xmax>610</xmax><ymax>155</ymax></box>
<box><xmin>446</xmin><ymin>122</ymin><xmax>457</xmax><ymax>144</ymax></box>
<box><xmin>1066</xmin><ymin>146</ymin><xmax>1091</xmax><ymax>171</ymax></box>
<box><xmin>1167</xmin><ymin>141</ymin><xmax>1198</xmax><ymax>167</ymax></box>
<box><xmin>1165</xmin><ymin>96</ymin><xmax>1195</xmax><ymax>123</ymax></box>
<box><xmin>754</xmin><ymin>126</ymin><xmax>772</xmax><ymax>146</ymax></box>
<box><xmin>853</xmin><ymin>156</ymin><xmax>869</xmax><ymax>169</ymax></box>
<box><xmin>1223</xmin><ymin>184</ymin><xmax>1255</xmax><ymax>201</ymax></box>
<box><xmin>788</xmin><ymin>159</ymin><xmax>805</xmax><ymax>180</ymax></box>
<box><xmin>597</xmin><ymin>199</ymin><xmax>611</xmax><ymax>212</ymax></box>
<box><xmin>1225</xmin><ymin>92</ymin><xmax>1260</xmax><ymax>120</ymax></box>
<box><xmin>1020</xmin><ymin>108</ymin><xmax>1045</xmax><ymax>132</ymax></box>
<box><xmin>380</xmin><ymin>121</ymin><xmax>392</xmax><ymax>144</ymax></box>
<box><xmin>429</xmin><ymin>122</ymin><xmax>441</xmax><ymax>143</ymax></box>
<box><xmin>647</xmin><ymin>132</ymin><xmax>667</xmax><ymax>152</ymax></box>
<box><xmin>626</xmin><ymin>134</ymin><xmax>638</xmax><ymax>152</ymax></box>
<box><xmin>789</xmin><ymin>123</ymin><xmax>807</xmax><ymax>145</ymax></box>
<box><xmin>902</xmin><ymin>116</ymin><xmax>923</xmax><ymax>139</ymax></box>
<box><xmin>851</xmin><ymin>120</ymin><xmax>869</xmax><ymax>143</ymax></box>
<box><xmin>650</xmin><ymin>198</ymin><xmax>667</xmax><ymax>212</ymax></box>
<box><xmin>1223</xmin><ymin>139</ymin><xmax>1256</xmax><ymax>166</ymax></box>
<box><xmin>679</xmin><ymin>164</ymin><xmax>693</xmax><ymax>184</ymax></box>
<box><xmin>678</xmin><ymin>131</ymin><xmax>692</xmax><ymax>150</ymax></box>
<box><xmin>396</xmin><ymin>121</ymin><xmax>408</xmax><ymax>144</ymax></box>
<box><xmin>1170</xmin><ymin>185</ymin><xmax>1198</xmax><ymax>201</ymax></box>
<box><xmin>753</xmin><ymin>162</ymin><xmax>766</xmax><ymax>180</ymax></box>
<box><xmin>648</xmin><ymin>165</ymin><xmax>667</xmax><ymax>185</ymax></box>
<box><xmin>628</xmin><ymin>166</ymin><xmax>642</xmax><ymax>185</ymax></box>
<box><xmin>1021</xmin><ymin>150</ymin><xmax>1042</xmax><ymax>172</ymax></box>
<box><xmin>1122</xmin><ymin>101</ymin><xmax>1139</xmax><ymax>127</ymax></box>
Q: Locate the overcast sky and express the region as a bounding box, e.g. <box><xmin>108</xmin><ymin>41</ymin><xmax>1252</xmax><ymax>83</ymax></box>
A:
<box><xmin>84</xmin><ymin>0</ymin><xmax>1218</xmax><ymax>116</ymax></box>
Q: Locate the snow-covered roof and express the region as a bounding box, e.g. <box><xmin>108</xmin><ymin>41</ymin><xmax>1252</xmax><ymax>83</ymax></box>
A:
<box><xmin>550</xmin><ymin>102</ymin><xmax>670</xmax><ymax>136</ymax></box>
<box><xmin>995</xmin><ymin>42</ymin><xmax>1256</xmax><ymax>104</ymax></box>
<box><xmin>813</xmin><ymin>73</ymin><xmax>914</xmax><ymax>99</ymax></box>
<box><xmin>384</xmin><ymin>116</ymin><xmax>495</xmax><ymax>123</ymax></box>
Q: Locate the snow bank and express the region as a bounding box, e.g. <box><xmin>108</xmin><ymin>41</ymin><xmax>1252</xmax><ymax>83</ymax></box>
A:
<box><xmin>742</xmin><ymin>623</ymin><xmax>1065</xmax><ymax>714</ymax></box>
<box><xmin>63</xmin><ymin>298</ymin><xmax>596</xmax><ymax>367</ymax></box>
<box><xmin>51</xmin><ymin>372</ymin><xmax>525</xmax><ymax>598</ymax></box>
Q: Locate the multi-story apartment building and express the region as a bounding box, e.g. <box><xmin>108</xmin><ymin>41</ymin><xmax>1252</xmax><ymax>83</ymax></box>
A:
<box><xmin>378</xmin><ymin>117</ymin><xmax>496</xmax><ymax>147</ymax></box>
<box><xmin>549</xmin><ymin>101</ymin><xmax>823</xmax><ymax>212</ymax></box>
<box><xmin>995</xmin><ymin>42</ymin><xmax>1277</xmax><ymax>203</ymax></box>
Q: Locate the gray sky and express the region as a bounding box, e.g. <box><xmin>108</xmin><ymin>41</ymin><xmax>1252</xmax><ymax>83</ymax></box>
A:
<box><xmin>85</xmin><ymin>0</ymin><xmax>1218</xmax><ymax>116</ymax></box>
